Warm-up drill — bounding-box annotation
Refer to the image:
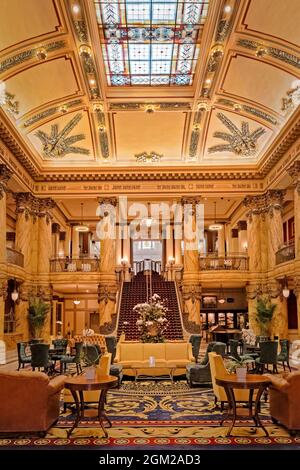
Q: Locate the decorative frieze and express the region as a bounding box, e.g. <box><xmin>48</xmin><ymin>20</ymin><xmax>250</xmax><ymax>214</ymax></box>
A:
<box><xmin>0</xmin><ymin>164</ymin><xmax>12</xmax><ymax>199</ymax></box>
<box><xmin>94</xmin><ymin>107</ymin><xmax>109</xmax><ymax>159</ymax></box>
<box><xmin>237</xmin><ymin>38</ymin><xmax>300</xmax><ymax>69</ymax></box>
<box><xmin>23</xmin><ymin>99</ymin><xmax>82</xmax><ymax>128</ymax></box>
<box><xmin>0</xmin><ymin>41</ymin><xmax>66</xmax><ymax>74</ymax></box>
<box><xmin>109</xmin><ymin>102</ymin><xmax>192</xmax><ymax>112</ymax></box>
<box><xmin>217</xmin><ymin>98</ymin><xmax>277</xmax><ymax>125</ymax></box>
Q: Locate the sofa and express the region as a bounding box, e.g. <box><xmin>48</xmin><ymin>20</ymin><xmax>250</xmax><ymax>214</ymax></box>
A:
<box><xmin>0</xmin><ymin>370</ymin><xmax>65</xmax><ymax>435</ymax></box>
<box><xmin>267</xmin><ymin>371</ymin><xmax>300</xmax><ymax>435</ymax></box>
<box><xmin>114</xmin><ymin>341</ymin><xmax>194</xmax><ymax>377</ymax></box>
<box><xmin>71</xmin><ymin>334</ymin><xmax>107</xmax><ymax>352</ymax></box>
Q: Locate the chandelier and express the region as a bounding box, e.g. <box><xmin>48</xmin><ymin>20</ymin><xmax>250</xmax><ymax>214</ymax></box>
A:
<box><xmin>208</xmin><ymin>201</ymin><xmax>223</xmax><ymax>231</ymax></box>
<box><xmin>75</xmin><ymin>202</ymin><xmax>89</xmax><ymax>232</ymax></box>
<box><xmin>135</xmin><ymin>151</ymin><xmax>162</xmax><ymax>163</ymax></box>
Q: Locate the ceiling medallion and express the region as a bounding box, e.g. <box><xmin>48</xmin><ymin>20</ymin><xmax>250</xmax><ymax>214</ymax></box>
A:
<box><xmin>35</xmin><ymin>113</ymin><xmax>90</xmax><ymax>159</ymax></box>
<box><xmin>135</xmin><ymin>151</ymin><xmax>162</xmax><ymax>163</ymax></box>
<box><xmin>208</xmin><ymin>112</ymin><xmax>265</xmax><ymax>157</ymax></box>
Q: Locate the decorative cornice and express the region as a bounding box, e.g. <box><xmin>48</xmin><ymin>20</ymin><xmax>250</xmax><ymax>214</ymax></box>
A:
<box><xmin>243</xmin><ymin>189</ymin><xmax>286</xmax><ymax>216</ymax></box>
<box><xmin>0</xmin><ymin>163</ymin><xmax>12</xmax><ymax>199</ymax></box>
<box><xmin>217</xmin><ymin>98</ymin><xmax>277</xmax><ymax>125</ymax></box>
<box><xmin>0</xmin><ymin>41</ymin><xmax>66</xmax><ymax>74</ymax></box>
<box><xmin>237</xmin><ymin>38</ymin><xmax>300</xmax><ymax>69</ymax></box>
<box><xmin>14</xmin><ymin>192</ymin><xmax>55</xmax><ymax>222</ymax></box>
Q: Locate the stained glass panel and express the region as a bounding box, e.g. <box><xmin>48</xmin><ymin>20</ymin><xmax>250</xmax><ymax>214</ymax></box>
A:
<box><xmin>94</xmin><ymin>0</ymin><xmax>209</xmax><ymax>86</ymax></box>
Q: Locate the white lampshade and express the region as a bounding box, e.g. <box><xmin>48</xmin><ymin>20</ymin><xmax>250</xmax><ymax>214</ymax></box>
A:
<box><xmin>11</xmin><ymin>290</ymin><xmax>19</xmax><ymax>302</ymax></box>
<box><xmin>208</xmin><ymin>223</ymin><xmax>223</xmax><ymax>231</ymax></box>
<box><xmin>218</xmin><ymin>298</ymin><xmax>225</xmax><ymax>304</ymax></box>
<box><xmin>282</xmin><ymin>288</ymin><xmax>290</xmax><ymax>298</ymax></box>
<box><xmin>73</xmin><ymin>298</ymin><xmax>81</xmax><ymax>305</ymax></box>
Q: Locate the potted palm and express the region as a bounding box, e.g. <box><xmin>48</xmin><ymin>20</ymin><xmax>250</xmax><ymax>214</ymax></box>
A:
<box><xmin>227</xmin><ymin>356</ymin><xmax>254</xmax><ymax>380</ymax></box>
<box><xmin>256</xmin><ymin>296</ymin><xmax>276</xmax><ymax>337</ymax></box>
<box><xmin>28</xmin><ymin>297</ymin><xmax>49</xmax><ymax>341</ymax></box>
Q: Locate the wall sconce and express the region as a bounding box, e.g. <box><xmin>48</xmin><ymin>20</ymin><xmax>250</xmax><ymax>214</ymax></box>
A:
<box><xmin>218</xmin><ymin>284</ymin><xmax>225</xmax><ymax>304</ymax></box>
<box><xmin>168</xmin><ymin>257</ymin><xmax>175</xmax><ymax>265</ymax></box>
<box><xmin>121</xmin><ymin>258</ymin><xmax>128</xmax><ymax>267</ymax></box>
<box><xmin>282</xmin><ymin>277</ymin><xmax>290</xmax><ymax>298</ymax></box>
<box><xmin>73</xmin><ymin>285</ymin><xmax>81</xmax><ymax>305</ymax></box>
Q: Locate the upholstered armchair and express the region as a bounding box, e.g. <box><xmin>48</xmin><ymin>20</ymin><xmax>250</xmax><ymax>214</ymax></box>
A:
<box><xmin>0</xmin><ymin>370</ymin><xmax>65</xmax><ymax>435</ymax></box>
<box><xmin>267</xmin><ymin>371</ymin><xmax>300</xmax><ymax>435</ymax></box>
<box><xmin>17</xmin><ymin>342</ymin><xmax>31</xmax><ymax>370</ymax></box>
<box><xmin>188</xmin><ymin>335</ymin><xmax>202</xmax><ymax>363</ymax></box>
<box><xmin>186</xmin><ymin>342</ymin><xmax>226</xmax><ymax>386</ymax></box>
<box><xmin>209</xmin><ymin>352</ymin><xmax>257</xmax><ymax>410</ymax></box>
<box><xmin>105</xmin><ymin>336</ymin><xmax>123</xmax><ymax>386</ymax></box>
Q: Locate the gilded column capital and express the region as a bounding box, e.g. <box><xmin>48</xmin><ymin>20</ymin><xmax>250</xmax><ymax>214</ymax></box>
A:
<box><xmin>182</xmin><ymin>284</ymin><xmax>202</xmax><ymax>302</ymax></box>
<box><xmin>0</xmin><ymin>164</ymin><xmax>12</xmax><ymax>200</ymax></box>
<box><xmin>237</xmin><ymin>220</ymin><xmax>247</xmax><ymax>231</ymax></box>
<box><xmin>181</xmin><ymin>196</ymin><xmax>202</xmax><ymax>207</ymax></box>
<box><xmin>243</xmin><ymin>189</ymin><xmax>285</xmax><ymax>218</ymax></box>
<box><xmin>14</xmin><ymin>193</ymin><xmax>55</xmax><ymax>223</ymax></box>
<box><xmin>98</xmin><ymin>284</ymin><xmax>117</xmax><ymax>304</ymax></box>
<box><xmin>287</xmin><ymin>160</ymin><xmax>300</xmax><ymax>194</ymax></box>
<box><xmin>246</xmin><ymin>281</ymin><xmax>282</xmax><ymax>300</ymax></box>
<box><xmin>98</xmin><ymin>197</ymin><xmax>118</xmax><ymax>207</ymax></box>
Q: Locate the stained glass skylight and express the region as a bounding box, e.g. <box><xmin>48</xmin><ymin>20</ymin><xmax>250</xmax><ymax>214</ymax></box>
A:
<box><xmin>94</xmin><ymin>1</ymin><xmax>210</xmax><ymax>86</ymax></box>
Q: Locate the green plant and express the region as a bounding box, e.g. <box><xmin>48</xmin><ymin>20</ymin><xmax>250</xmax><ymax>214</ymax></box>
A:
<box><xmin>227</xmin><ymin>355</ymin><xmax>253</xmax><ymax>373</ymax></box>
<box><xmin>28</xmin><ymin>297</ymin><xmax>49</xmax><ymax>339</ymax></box>
<box><xmin>256</xmin><ymin>296</ymin><xmax>276</xmax><ymax>336</ymax></box>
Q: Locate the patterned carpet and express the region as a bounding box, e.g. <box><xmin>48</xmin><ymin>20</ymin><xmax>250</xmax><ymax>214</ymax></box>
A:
<box><xmin>0</xmin><ymin>381</ymin><xmax>299</xmax><ymax>449</ymax></box>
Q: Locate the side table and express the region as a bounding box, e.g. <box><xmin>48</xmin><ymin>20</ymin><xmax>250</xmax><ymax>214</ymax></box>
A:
<box><xmin>215</xmin><ymin>374</ymin><xmax>270</xmax><ymax>437</ymax></box>
<box><xmin>64</xmin><ymin>374</ymin><xmax>117</xmax><ymax>437</ymax></box>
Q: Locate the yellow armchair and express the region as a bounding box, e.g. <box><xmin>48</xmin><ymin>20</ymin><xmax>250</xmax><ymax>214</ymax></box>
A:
<box><xmin>208</xmin><ymin>352</ymin><xmax>255</xmax><ymax>410</ymax></box>
<box><xmin>63</xmin><ymin>353</ymin><xmax>112</xmax><ymax>410</ymax></box>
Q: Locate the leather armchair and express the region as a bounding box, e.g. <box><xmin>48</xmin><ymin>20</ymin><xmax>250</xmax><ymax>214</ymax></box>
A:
<box><xmin>186</xmin><ymin>342</ymin><xmax>226</xmax><ymax>386</ymax></box>
<box><xmin>267</xmin><ymin>371</ymin><xmax>300</xmax><ymax>436</ymax></box>
<box><xmin>0</xmin><ymin>370</ymin><xmax>65</xmax><ymax>435</ymax></box>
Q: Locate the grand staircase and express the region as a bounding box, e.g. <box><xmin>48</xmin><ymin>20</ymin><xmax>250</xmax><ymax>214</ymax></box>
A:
<box><xmin>117</xmin><ymin>271</ymin><xmax>183</xmax><ymax>340</ymax></box>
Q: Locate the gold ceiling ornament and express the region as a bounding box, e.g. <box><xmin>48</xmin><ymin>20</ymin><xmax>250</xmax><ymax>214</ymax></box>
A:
<box><xmin>143</xmin><ymin>104</ymin><xmax>159</xmax><ymax>114</ymax></box>
<box><xmin>36</xmin><ymin>48</ymin><xmax>47</xmax><ymax>60</ymax></box>
<box><xmin>135</xmin><ymin>151</ymin><xmax>162</xmax><ymax>163</ymax></box>
<box><xmin>197</xmin><ymin>101</ymin><xmax>209</xmax><ymax>112</ymax></box>
<box><xmin>255</xmin><ymin>46</ymin><xmax>268</xmax><ymax>58</ymax></box>
<box><xmin>208</xmin><ymin>112</ymin><xmax>265</xmax><ymax>157</ymax></box>
<box><xmin>79</xmin><ymin>44</ymin><xmax>92</xmax><ymax>58</ymax></box>
<box><xmin>35</xmin><ymin>113</ymin><xmax>90</xmax><ymax>159</ymax></box>
<box><xmin>211</xmin><ymin>43</ymin><xmax>224</xmax><ymax>59</ymax></box>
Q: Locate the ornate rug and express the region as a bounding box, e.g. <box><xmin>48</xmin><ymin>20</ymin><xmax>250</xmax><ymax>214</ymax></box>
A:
<box><xmin>0</xmin><ymin>381</ymin><xmax>299</xmax><ymax>449</ymax></box>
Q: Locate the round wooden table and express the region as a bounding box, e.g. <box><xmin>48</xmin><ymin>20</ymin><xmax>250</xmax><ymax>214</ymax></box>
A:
<box><xmin>64</xmin><ymin>374</ymin><xmax>118</xmax><ymax>438</ymax></box>
<box><xmin>215</xmin><ymin>374</ymin><xmax>270</xmax><ymax>437</ymax></box>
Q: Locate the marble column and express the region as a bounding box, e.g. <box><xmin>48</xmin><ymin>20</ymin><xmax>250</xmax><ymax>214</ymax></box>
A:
<box><xmin>98</xmin><ymin>197</ymin><xmax>118</xmax><ymax>326</ymax></box>
<box><xmin>64</xmin><ymin>225</ymin><xmax>71</xmax><ymax>257</ymax></box>
<box><xmin>115</xmin><ymin>224</ymin><xmax>122</xmax><ymax>266</ymax></box>
<box><xmin>0</xmin><ymin>165</ymin><xmax>11</xmax><ymax>340</ymax></box>
<box><xmin>217</xmin><ymin>225</ymin><xmax>225</xmax><ymax>257</ymax></box>
<box><xmin>266</xmin><ymin>190</ymin><xmax>285</xmax><ymax>269</ymax></box>
<box><xmin>51</xmin><ymin>223</ymin><xmax>60</xmax><ymax>258</ymax></box>
<box><xmin>181</xmin><ymin>196</ymin><xmax>201</xmax><ymax>325</ymax></box>
<box><xmin>72</xmin><ymin>226</ymin><xmax>80</xmax><ymax>258</ymax></box>
<box><xmin>237</xmin><ymin>220</ymin><xmax>247</xmax><ymax>253</ymax></box>
<box><xmin>294</xmin><ymin>277</ymin><xmax>300</xmax><ymax>338</ymax></box>
<box><xmin>38</xmin><ymin>199</ymin><xmax>55</xmax><ymax>275</ymax></box>
<box><xmin>15</xmin><ymin>193</ymin><xmax>38</xmax><ymax>274</ymax></box>
<box><xmin>288</xmin><ymin>160</ymin><xmax>300</xmax><ymax>258</ymax></box>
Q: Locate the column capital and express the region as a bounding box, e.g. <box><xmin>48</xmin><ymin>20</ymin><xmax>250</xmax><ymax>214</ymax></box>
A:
<box><xmin>0</xmin><ymin>278</ymin><xmax>8</xmax><ymax>299</ymax></box>
<box><xmin>243</xmin><ymin>189</ymin><xmax>285</xmax><ymax>217</ymax></box>
<box><xmin>287</xmin><ymin>160</ymin><xmax>300</xmax><ymax>194</ymax></box>
<box><xmin>246</xmin><ymin>281</ymin><xmax>282</xmax><ymax>300</ymax></box>
<box><xmin>0</xmin><ymin>164</ymin><xmax>12</xmax><ymax>199</ymax></box>
<box><xmin>180</xmin><ymin>196</ymin><xmax>201</xmax><ymax>207</ymax></box>
<box><xmin>14</xmin><ymin>193</ymin><xmax>55</xmax><ymax>223</ymax></box>
<box><xmin>237</xmin><ymin>220</ymin><xmax>247</xmax><ymax>231</ymax></box>
<box><xmin>98</xmin><ymin>197</ymin><xmax>118</xmax><ymax>207</ymax></box>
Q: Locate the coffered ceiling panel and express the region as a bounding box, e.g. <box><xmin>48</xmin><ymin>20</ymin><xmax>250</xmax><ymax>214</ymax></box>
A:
<box><xmin>0</xmin><ymin>0</ymin><xmax>61</xmax><ymax>51</ymax></box>
<box><xmin>5</xmin><ymin>57</ymin><xmax>80</xmax><ymax>117</ymax></box>
<box><xmin>112</xmin><ymin>111</ymin><xmax>187</xmax><ymax>162</ymax></box>
<box><xmin>203</xmin><ymin>108</ymin><xmax>272</xmax><ymax>163</ymax></box>
<box><xmin>222</xmin><ymin>55</ymin><xmax>297</xmax><ymax>115</ymax></box>
<box><xmin>243</xmin><ymin>0</ymin><xmax>300</xmax><ymax>46</ymax></box>
<box><xmin>28</xmin><ymin>110</ymin><xmax>95</xmax><ymax>162</ymax></box>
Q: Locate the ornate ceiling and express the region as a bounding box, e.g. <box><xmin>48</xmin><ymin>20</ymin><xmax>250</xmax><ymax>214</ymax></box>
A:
<box><xmin>0</xmin><ymin>0</ymin><xmax>300</xmax><ymax>181</ymax></box>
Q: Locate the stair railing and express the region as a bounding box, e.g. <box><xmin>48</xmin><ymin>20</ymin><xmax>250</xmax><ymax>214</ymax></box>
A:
<box><xmin>113</xmin><ymin>278</ymin><xmax>124</xmax><ymax>336</ymax></box>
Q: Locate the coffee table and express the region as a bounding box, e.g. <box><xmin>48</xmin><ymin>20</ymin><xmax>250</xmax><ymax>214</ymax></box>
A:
<box><xmin>129</xmin><ymin>362</ymin><xmax>178</xmax><ymax>382</ymax></box>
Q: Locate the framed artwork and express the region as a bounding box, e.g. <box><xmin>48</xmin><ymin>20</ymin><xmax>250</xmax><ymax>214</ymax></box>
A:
<box><xmin>201</xmin><ymin>296</ymin><xmax>217</xmax><ymax>309</ymax></box>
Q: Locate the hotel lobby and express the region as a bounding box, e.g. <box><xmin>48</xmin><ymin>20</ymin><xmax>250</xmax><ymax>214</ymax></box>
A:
<box><xmin>1</xmin><ymin>0</ymin><xmax>300</xmax><ymax>455</ymax></box>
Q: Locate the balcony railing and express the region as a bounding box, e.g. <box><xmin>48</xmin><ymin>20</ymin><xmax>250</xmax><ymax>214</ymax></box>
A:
<box><xmin>275</xmin><ymin>243</ymin><xmax>295</xmax><ymax>265</ymax></box>
<box><xmin>199</xmin><ymin>253</ymin><xmax>249</xmax><ymax>271</ymax></box>
<box><xmin>133</xmin><ymin>259</ymin><xmax>161</xmax><ymax>275</ymax></box>
<box><xmin>50</xmin><ymin>257</ymin><xmax>100</xmax><ymax>273</ymax></box>
<box><xmin>6</xmin><ymin>247</ymin><xmax>24</xmax><ymax>268</ymax></box>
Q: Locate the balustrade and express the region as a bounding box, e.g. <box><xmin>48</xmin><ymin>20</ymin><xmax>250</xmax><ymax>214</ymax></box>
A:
<box><xmin>50</xmin><ymin>257</ymin><xmax>100</xmax><ymax>273</ymax></box>
<box><xmin>199</xmin><ymin>253</ymin><xmax>248</xmax><ymax>271</ymax></box>
<box><xmin>6</xmin><ymin>247</ymin><xmax>24</xmax><ymax>268</ymax></box>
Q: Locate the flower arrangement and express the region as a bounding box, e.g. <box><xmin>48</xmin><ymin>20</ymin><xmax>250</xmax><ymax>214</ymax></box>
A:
<box><xmin>134</xmin><ymin>294</ymin><xmax>169</xmax><ymax>343</ymax></box>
